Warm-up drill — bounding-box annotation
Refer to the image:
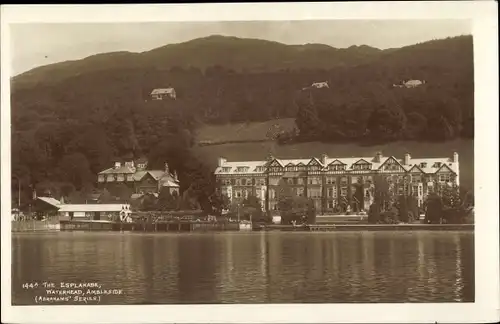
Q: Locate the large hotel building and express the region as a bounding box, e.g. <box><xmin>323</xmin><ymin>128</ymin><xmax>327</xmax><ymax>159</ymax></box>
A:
<box><xmin>214</xmin><ymin>152</ymin><xmax>459</xmax><ymax>214</ymax></box>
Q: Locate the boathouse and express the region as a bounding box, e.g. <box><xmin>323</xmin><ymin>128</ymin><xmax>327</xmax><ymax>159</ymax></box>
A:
<box><xmin>58</xmin><ymin>204</ymin><xmax>131</xmax><ymax>221</ymax></box>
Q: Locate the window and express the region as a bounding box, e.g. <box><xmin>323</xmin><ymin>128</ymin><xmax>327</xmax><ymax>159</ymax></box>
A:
<box><xmin>98</xmin><ymin>175</ymin><xmax>105</xmax><ymax>182</ymax></box>
<box><xmin>307</xmin><ymin>188</ymin><xmax>322</xmax><ymax>198</ymax></box>
<box><xmin>297</xmin><ymin>178</ymin><xmax>304</xmax><ymax>185</ymax></box>
<box><xmin>438</xmin><ymin>174</ymin><xmax>451</xmax><ymax>183</ymax></box>
<box><xmin>242</xmin><ymin>189</ymin><xmax>248</xmax><ymax>199</ymax></box>
<box><xmin>434</xmin><ymin>162</ymin><xmax>442</xmax><ymax>168</ymax></box>
<box><xmin>236</xmin><ymin>166</ymin><xmax>249</xmax><ymax>173</ymax></box>
<box><xmin>241</xmin><ymin>179</ymin><xmax>247</xmax><ymax>186</ymax></box>
<box><xmin>329</xmin><ymin>164</ymin><xmax>346</xmax><ymax>171</ymax></box>
<box><xmin>412</xmin><ymin>175</ymin><xmax>422</xmax><ymax>183</ymax></box>
<box><xmin>235</xmin><ymin>179</ymin><xmax>241</xmax><ymax>186</ymax></box>
<box><xmin>309</xmin><ymin>165</ymin><xmax>321</xmax><ymax>171</ymax></box>
<box><xmin>340</xmin><ymin>177</ymin><xmax>348</xmax><ymax>186</ymax></box>
<box><xmin>340</xmin><ymin>187</ymin><xmax>348</xmax><ymax>197</ymax></box>
<box><xmin>268</xmin><ymin>178</ymin><xmax>280</xmax><ymax>186</ymax></box>
<box><xmin>420</xmin><ymin>162</ymin><xmax>427</xmax><ymax>168</ymax></box>
<box><xmin>308</xmin><ymin>177</ymin><xmax>321</xmax><ymax>185</ymax></box>
<box><xmin>221</xmin><ymin>167</ymin><xmax>232</xmax><ymax>173</ymax></box>
<box><xmin>353</xmin><ymin>163</ymin><xmax>371</xmax><ymax>171</ymax></box>
<box><xmin>287</xmin><ymin>178</ymin><xmax>294</xmax><ymax>185</ymax></box>
<box><xmin>235</xmin><ymin>190</ymin><xmax>242</xmax><ymax>198</ymax></box>
<box><xmin>326</xmin><ymin>177</ymin><xmax>336</xmax><ymax>185</ymax></box>
<box><xmin>255</xmin><ymin>166</ymin><xmax>265</xmax><ymax>173</ymax></box>
<box><xmin>328</xmin><ymin>201</ymin><xmax>336</xmax><ymax>209</ymax></box>
<box><xmin>297</xmin><ymin>187</ymin><xmax>304</xmax><ymax>197</ymax></box>
<box><xmin>351</xmin><ymin>176</ymin><xmax>360</xmax><ymax>184</ymax></box>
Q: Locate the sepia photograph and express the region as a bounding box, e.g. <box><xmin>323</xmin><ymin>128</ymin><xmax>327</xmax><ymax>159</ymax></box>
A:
<box><xmin>1</xmin><ymin>2</ymin><xmax>498</xmax><ymax>324</ymax></box>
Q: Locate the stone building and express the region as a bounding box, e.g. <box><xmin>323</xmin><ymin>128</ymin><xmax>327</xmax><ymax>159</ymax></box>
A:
<box><xmin>214</xmin><ymin>152</ymin><xmax>459</xmax><ymax>214</ymax></box>
<box><xmin>97</xmin><ymin>159</ymin><xmax>180</xmax><ymax>195</ymax></box>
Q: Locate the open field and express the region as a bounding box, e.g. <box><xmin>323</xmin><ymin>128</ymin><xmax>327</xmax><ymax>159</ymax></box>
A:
<box><xmin>196</xmin><ymin>118</ymin><xmax>296</xmax><ymax>144</ymax></box>
<box><xmin>194</xmin><ymin>136</ymin><xmax>474</xmax><ymax>190</ymax></box>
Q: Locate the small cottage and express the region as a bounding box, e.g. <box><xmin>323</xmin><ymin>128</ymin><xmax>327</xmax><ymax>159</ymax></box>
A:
<box><xmin>151</xmin><ymin>88</ymin><xmax>176</xmax><ymax>100</ymax></box>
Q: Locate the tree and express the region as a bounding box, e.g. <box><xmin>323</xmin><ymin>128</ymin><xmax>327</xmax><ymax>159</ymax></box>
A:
<box><xmin>157</xmin><ymin>188</ymin><xmax>178</xmax><ymax>211</ymax></box>
<box><xmin>58</xmin><ymin>153</ymin><xmax>93</xmax><ymax>190</ymax></box>
<box><xmin>368</xmin><ymin>202</ymin><xmax>380</xmax><ymax>224</ymax></box>
<box><xmin>373</xmin><ymin>175</ymin><xmax>391</xmax><ymax>211</ymax></box>
<box><xmin>366</xmin><ymin>107</ymin><xmax>407</xmax><ymax>142</ymax></box>
<box><xmin>406</xmin><ymin>195</ymin><xmax>419</xmax><ymax>223</ymax></box>
<box><xmin>397</xmin><ymin>195</ymin><xmax>409</xmax><ymax>223</ymax></box>
<box><xmin>425</xmin><ymin>193</ymin><xmax>443</xmax><ymax>224</ymax></box>
<box><xmin>209</xmin><ymin>191</ymin><xmax>230</xmax><ymax>216</ymax></box>
<box><xmin>242</xmin><ymin>195</ymin><xmax>264</xmax><ymax>222</ymax></box>
<box><xmin>99</xmin><ymin>188</ymin><xmax>115</xmax><ymax>204</ymax></box>
<box><xmin>140</xmin><ymin>193</ymin><xmax>158</xmax><ymax>211</ymax></box>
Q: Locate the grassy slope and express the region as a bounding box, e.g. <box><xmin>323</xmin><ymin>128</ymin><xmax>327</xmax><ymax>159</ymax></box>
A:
<box><xmin>194</xmin><ymin>121</ymin><xmax>474</xmax><ymax>190</ymax></box>
<box><xmin>196</xmin><ymin>118</ymin><xmax>296</xmax><ymax>143</ymax></box>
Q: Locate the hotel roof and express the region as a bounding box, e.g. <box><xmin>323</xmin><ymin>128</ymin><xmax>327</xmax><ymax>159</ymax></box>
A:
<box><xmin>214</xmin><ymin>154</ymin><xmax>458</xmax><ymax>175</ymax></box>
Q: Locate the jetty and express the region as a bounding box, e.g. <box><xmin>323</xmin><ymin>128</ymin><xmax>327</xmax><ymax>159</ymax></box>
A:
<box><xmin>254</xmin><ymin>223</ymin><xmax>474</xmax><ymax>232</ymax></box>
<box><xmin>59</xmin><ymin>219</ymin><xmax>240</xmax><ymax>232</ymax></box>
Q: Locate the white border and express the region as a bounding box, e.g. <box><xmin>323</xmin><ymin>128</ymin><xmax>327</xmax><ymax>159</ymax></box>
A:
<box><xmin>1</xmin><ymin>2</ymin><xmax>499</xmax><ymax>324</ymax></box>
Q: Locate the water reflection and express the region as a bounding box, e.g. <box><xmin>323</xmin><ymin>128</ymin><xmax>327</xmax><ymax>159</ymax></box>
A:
<box><xmin>12</xmin><ymin>231</ymin><xmax>474</xmax><ymax>304</ymax></box>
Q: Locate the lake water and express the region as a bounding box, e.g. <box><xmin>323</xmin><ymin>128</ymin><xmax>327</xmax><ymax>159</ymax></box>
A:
<box><xmin>11</xmin><ymin>231</ymin><xmax>474</xmax><ymax>304</ymax></box>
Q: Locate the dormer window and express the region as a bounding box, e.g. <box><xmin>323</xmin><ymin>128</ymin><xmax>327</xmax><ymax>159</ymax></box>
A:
<box><xmin>329</xmin><ymin>164</ymin><xmax>346</xmax><ymax>171</ymax></box>
<box><xmin>434</xmin><ymin>162</ymin><xmax>442</xmax><ymax>168</ymax></box>
<box><xmin>420</xmin><ymin>162</ymin><xmax>427</xmax><ymax>168</ymax></box>
<box><xmin>221</xmin><ymin>167</ymin><xmax>232</xmax><ymax>173</ymax></box>
<box><xmin>236</xmin><ymin>167</ymin><xmax>249</xmax><ymax>173</ymax></box>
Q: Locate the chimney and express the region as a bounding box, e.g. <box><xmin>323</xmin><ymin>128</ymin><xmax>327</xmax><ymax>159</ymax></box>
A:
<box><xmin>374</xmin><ymin>152</ymin><xmax>382</xmax><ymax>163</ymax></box>
<box><xmin>164</xmin><ymin>162</ymin><xmax>170</xmax><ymax>174</ymax></box>
<box><xmin>266</xmin><ymin>153</ymin><xmax>274</xmax><ymax>162</ymax></box>
<box><xmin>173</xmin><ymin>170</ymin><xmax>178</xmax><ymax>181</ymax></box>
<box><xmin>114</xmin><ymin>162</ymin><xmax>121</xmax><ymax>169</ymax></box>
<box><xmin>453</xmin><ymin>152</ymin><xmax>459</xmax><ymax>163</ymax></box>
<box><xmin>217</xmin><ymin>157</ymin><xmax>227</xmax><ymax>167</ymax></box>
<box><xmin>320</xmin><ymin>154</ymin><xmax>328</xmax><ymax>165</ymax></box>
<box><xmin>404</xmin><ymin>153</ymin><xmax>411</xmax><ymax>165</ymax></box>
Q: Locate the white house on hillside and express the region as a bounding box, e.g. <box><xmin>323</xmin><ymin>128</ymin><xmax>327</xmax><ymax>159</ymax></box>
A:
<box><xmin>151</xmin><ymin>88</ymin><xmax>176</xmax><ymax>100</ymax></box>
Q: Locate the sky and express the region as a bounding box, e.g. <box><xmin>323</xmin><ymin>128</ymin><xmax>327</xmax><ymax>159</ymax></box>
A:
<box><xmin>10</xmin><ymin>20</ymin><xmax>471</xmax><ymax>76</ymax></box>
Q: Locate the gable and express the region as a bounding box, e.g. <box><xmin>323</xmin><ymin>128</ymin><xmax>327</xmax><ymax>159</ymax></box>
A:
<box><xmin>140</xmin><ymin>172</ymin><xmax>158</xmax><ymax>183</ymax></box>
<box><xmin>328</xmin><ymin>159</ymin><xmax>346</xmax><ymax>166</ymax></box>
<box><xmin>408</xmin><ymin>165</ymin><xmax>424</xmax><ymax>173</ymax></box>
<box><xmin>379</xmin><ymin>156</ymin><xmax>405</xmax><ymax>172</ymax></box>
<box><xmin>268</xmin><ymin>159</ymin><xmax>283</xmax><ymax>167</ymax></box>
<box><xmin>435</xmin><ymin>163</ymin><xmax>456</xmax><ymax>174</ymax></box>
<box><xmin>308</xmin><ymin>158</ymin><xmax>322</xmax><ymax>166</ymax></box>
<box><xmin>353</xmin><ymin>159</ymin><xmax>371</xmax><ymax>165</ymax></box>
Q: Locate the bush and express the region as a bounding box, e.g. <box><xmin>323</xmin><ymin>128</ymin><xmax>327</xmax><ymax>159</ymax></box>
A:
<box><xmin>368</xmin><ymin>203</ymin><xmax>380</xmax><ymax>224</ymax></box>
<box><xmin>379</xmin><ymin>207</ymin><xmax>400</xmax><ymax>224</ymax></box>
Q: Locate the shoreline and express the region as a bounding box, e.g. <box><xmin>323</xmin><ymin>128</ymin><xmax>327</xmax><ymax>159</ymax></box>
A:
<box><xmin>11</xmin><ymin>220</ymin><xmax>473</xmax><ymax>233</ymax></box>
